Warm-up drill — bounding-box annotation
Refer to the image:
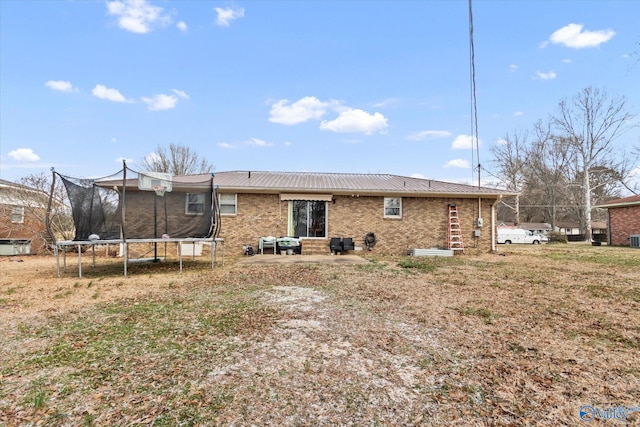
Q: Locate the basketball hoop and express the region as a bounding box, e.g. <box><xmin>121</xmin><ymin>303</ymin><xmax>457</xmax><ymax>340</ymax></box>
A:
<box><xmin>152</xmin><ymin>185</ymin><xmax>167</xmax><ymax>197</ymax></box>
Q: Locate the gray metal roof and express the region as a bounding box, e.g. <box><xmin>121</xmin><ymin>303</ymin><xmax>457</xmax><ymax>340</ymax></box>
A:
<box><xmin>176</xmin><ymin>171</ymin><xmax>515</xmax><ymax>197</ymax></box>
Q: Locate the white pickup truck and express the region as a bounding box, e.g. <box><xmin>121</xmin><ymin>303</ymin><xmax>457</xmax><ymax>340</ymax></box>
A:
<box><xmin>497</xmin><ymin>228</ymin><xmax>544</xmax><ymax>244</ymax></box>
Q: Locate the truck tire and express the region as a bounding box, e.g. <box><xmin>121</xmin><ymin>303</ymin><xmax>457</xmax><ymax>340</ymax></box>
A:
<box><xmin>533</xmin><ymin>240</ymin><xmax>540</xmax><ymax>245</ymax></box>
<box><xmin>505</xmin><ymin>240</ymin><xmax>511</xmax><ymax>244</ymax></box>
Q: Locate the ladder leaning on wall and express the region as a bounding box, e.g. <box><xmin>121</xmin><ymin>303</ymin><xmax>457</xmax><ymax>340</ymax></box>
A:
<box><xmin>448</xmin><ymin>204</ymin><xmax>464</xmax><ymax>253</ymax></box>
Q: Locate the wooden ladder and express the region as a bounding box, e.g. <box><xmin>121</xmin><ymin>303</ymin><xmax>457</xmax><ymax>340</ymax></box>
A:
<box><xmin>448</xmin><ymin>204</ymin><xmax>464</xmax><ymax>253</ymax></box>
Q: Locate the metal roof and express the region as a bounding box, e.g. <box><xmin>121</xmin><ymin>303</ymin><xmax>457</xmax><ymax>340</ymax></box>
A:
<box><xmin>176</xmin><ymin>171</ymin><xmax>515</xmax><ymax>197</ymax></box>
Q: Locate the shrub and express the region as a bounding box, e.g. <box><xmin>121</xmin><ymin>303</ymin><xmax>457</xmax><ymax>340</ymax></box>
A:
<box><xmin>548</xmin><ymin>231</ymin><xmax>568</xmax><ymax>243</ymax></box>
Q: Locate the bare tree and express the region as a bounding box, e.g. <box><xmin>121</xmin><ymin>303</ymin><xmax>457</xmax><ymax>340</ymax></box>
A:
<box><xmin>489</xmin><ymin>130</ymin><xmax>529</xmax><ymax>224</ymax></box>
<box><xmin>142</xmin><ymin>143</ymin><xmax>214</xmax><ymax>175</ymax></box>
<box><xmin>550</xmin><ymin>87</ymin><xmax>636</xmax><ymax>241</ymax></box>
<box><xmin>618</xmin><ymin>147</ymin><xmax>640</xmax><ymax>195</ymax></box>
<box><xmin>523</xmin><ymin>122</ymin><xmax>577</xmax><ymax>229</ymax></box>
<box><xmin>8</xmin><ymin>172</ymin><xmax>75</xmax><ymax>250</ymax></box>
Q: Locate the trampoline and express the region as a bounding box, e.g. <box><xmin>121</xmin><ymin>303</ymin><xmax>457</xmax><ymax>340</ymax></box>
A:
<box><xmin>47</xmin><ymin>161</ymin><xmax>223</xmax><ymax>277</ymax></box>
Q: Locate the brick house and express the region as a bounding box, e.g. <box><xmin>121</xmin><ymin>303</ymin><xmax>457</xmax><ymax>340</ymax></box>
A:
<box><xmin>0</xmin><ymin>179</ymin><xmax>49</xmax><ymax>255</ymax></box>
<box><xmin>194</xmin><ymin>171</ymin><xmax>515</xmax><ymax>255</ymax></box>
<box><xmin>594</xmin><ymin>195</ymin><xmax>640</xmax><ymax>246</ymax></box>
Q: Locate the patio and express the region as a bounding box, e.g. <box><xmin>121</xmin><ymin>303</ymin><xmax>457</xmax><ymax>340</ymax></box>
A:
<box><xmin>239</xmin><ymin>254</ymin><xmax>369</xmax><ymax>265</ymax></box>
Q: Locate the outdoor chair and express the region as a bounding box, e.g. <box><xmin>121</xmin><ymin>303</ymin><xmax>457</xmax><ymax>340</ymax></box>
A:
<box><xmin>342</xmin><ymin>237</ymin><xmax>355</xmax><ymax>253</ymax></box>
<box><xmin>259</xmin><ymin>236</ymin><xmax>277</xmax><ymax>254</ymax></box>
<box><xmin>329</xmin><ymin>237</ymin><xmax>342</xmax><ymax>254</ymax></box>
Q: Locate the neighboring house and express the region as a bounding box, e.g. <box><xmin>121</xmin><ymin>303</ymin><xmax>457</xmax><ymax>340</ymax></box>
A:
<box><xmin>204</xmin><ymin>171</ymin><xmax>515</xmax><ymax>255</ymax></box>
<box><xmin>594</xmin><ymin>195</ymin><xmax>640</xmax><ymax>246</ymax></box>
<box><xmin>555</xmin><ymin>221</ymin><xmax>580</xmax><ymax>237</ymax></box>
<box><xmin>555</xmin><ymin>221</ymin><xmax>608</xmax><ymax>242</ymax></box>
<box><xmin>0</xmin><ymin>179</ymin><xmax>49</xmax><ymax>255</ymax></box>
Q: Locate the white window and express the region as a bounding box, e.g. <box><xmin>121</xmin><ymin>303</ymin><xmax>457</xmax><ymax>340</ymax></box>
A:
<box><xmin>11</xmin><ymin>206</ymin><xmax>24</xmax><ymax>224</ymax></box>
<box><xmin>186</xmin><ymin>193</ymin><xmax>206</xmax><ymax>215</ymax></box>
<box><xmin>384</xmin><ymin>197</ymin><xmax>402</xmax><ymax>218</ymax></box>
<box><xmin>219</xmin><ymin>193</ymin><xmax>237</xmax><ymax>215</ymax></box>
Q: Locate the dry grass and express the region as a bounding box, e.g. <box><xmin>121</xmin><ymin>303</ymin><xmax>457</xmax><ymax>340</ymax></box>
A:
<box><xmin>0</xmin><ymin>244</ymin><xmax>639</xmax><ymax>426</ymax></box>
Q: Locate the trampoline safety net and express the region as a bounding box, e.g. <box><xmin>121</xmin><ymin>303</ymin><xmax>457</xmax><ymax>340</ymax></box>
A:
<box><xmin>52</xmin><ymin>166</ymin><xmax>221</xmax><ymax>241</ymax></box>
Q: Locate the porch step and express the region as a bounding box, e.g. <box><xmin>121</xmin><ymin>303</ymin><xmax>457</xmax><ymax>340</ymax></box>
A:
<box><xmin>301</xmin><ymin>239</ymin><xmax>331</xmax><ymax>255</ymax></box>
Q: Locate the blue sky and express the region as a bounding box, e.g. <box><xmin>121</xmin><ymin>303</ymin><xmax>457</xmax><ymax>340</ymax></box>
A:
<box><xmin>1</xmin><ymin>0</ymin><xmax>639</xmax><ymax>185</ymax></box>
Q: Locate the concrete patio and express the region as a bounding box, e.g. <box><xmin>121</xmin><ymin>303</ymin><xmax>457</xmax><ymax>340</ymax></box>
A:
<box><xmin>238</xmin><ymin>254</ymin><xmax>370</xmax><ymax>265</ymax></box>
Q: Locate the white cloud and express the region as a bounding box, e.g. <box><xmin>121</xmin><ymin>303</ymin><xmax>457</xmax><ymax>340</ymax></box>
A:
<box><xmin>8</xmin><ymin>148</ymin><xmax>40</xmax><ymax>162</ymax></box>
<box><xmin>514</xmin><ymin>111</ymin><xmax>524</xmax><ymax>117</ymax></box>
<box><xmin>444</xmin><ymin>159</ymin><xmax>471</xmax><ymax>169</ymax></box>
<box><xmin>144</xmin><ymin>152</ymin><xmax>161</xmax><ymax>163</ymax></box>
<box><xmin>495</xmin><ymin>138</ymin><xmax>508</xmax><ymax>145</ymax></box>
<box><xmin>509</xmin><ymin>64</ymin><xmax>519</xmax><ymax>72</ymax></box>
<box><xmin>92</xmin><ymin>84</ymin><xmax>132</xmax><ymax>103</ymax></box>
<box><xmin>269</xmin><ymin>96</ymin><xmax>387</xmax><ymax>134</ymax></box>
<box><xmin>45</xmin><ymin>80</ymin><xmax>77</xmax><ymax>93</ymax></box>
<box><xmin>111</xmin><ymin>137</ymin><xmax>118</xmax><ymax>143</ymax></box>
<box><xmin>284</xmin><ymin>141</ymin><xmax>292</xmax><ymax>147</ymax></box>
<box><xmin>545</xmin><ymin>23</ymin><xmax>615</xmax><ymax>49</ymax></box>
<box><xmin>406</xmin><ymin>130</ymin><xmax>452</xmax><ymax>141</ymax></box>
<box><xmin>106</xmin><ymin>0</ymin><xmax>171</xmax><ymax>34</ymax></box>
<box><xmin>269</xmin><ymin>96</ymin><xmax>336</xmax><ymax>125</ymax></box>
<box><xmin>562</xmin><ymin>58</ymin><xmax>572</xmax><ymax>63</ymax></box>
<box><xmin>452</xmin><ymin>134</ymin><xmax>480</xmax><ymax>149</ymax></box>
<box><xmin>535</xmin><ymin>70</ymin><xmax>557</xmax><ymax>80</ymax></box>
<box><xmin>247</xmin><ymin>138</ymin><xmax>273</xmax><ymax>147</ymax></box>
<box><xmin>172</xmin><ymin>89</ymin><xmax>190</xmax><ymax>100</ymax></box>
<box><xmin>218</xmin><ymin>142</ymin><xmax>235</xmax><ymax>149</ymax></box>
<box><xmin>215</xmin><ymin>6</ymin><xmax>245</xmax><ymax>27</ymax></box>
<box><xmin>142</xmin><ymin>93</ymin><xmax>181</xmax><ymax>111</ymax></box>
<box><xmin>176</xmin><ymin>21</ymin><xmax>187</xmax><ymax>32</ymax></box>
<box><xmin>410</xmin><ymin>173</ymin><xmax>427</xmax><ymax>179</ymax></box>
<box><xmin>320</xmin><ymin>109</ymin><xmax>388</xmax><ymax>135</ymax></box>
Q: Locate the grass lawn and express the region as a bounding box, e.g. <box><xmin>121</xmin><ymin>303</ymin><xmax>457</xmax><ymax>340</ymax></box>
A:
<box><xmin>1</xmin><ymin>244</ymin><xmax>639</xmax><ymax>425</ymax></box>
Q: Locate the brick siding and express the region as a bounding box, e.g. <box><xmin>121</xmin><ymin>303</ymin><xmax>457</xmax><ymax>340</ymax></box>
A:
<box><xmin>0</xmin><ymin>204</ymin><xmax>48</xmax><ymax>253</ymax></box>
<box><xmin>608</xmin><ymin>205</ymin><xmax>640</xmax><ymax>246</ymax></box>
<box><xmin>220</xmin><ymin>193</ymin><xmax>497</xmax><ymax>255</ymax></box>
<box><xmin>123</xmin><ymin>191</ymin><xmax>213</xmax><ymax>239</ymax></box>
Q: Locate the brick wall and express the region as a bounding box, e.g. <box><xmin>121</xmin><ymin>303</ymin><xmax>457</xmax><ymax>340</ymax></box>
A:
<box><xmin>220</xmin><ymin>193</ymin><xmax>288</xmax><ymax>250</ymax></box>
<box><xmin>608</xmin><ymin>205</ymin><xmax>640</xmax><ymax>246</ymax></box>
<box><xmin>0</xmin><ymin>204</ymin><xmax>48</xmax><ymax>253</ymax></box>
<box><xmin>219</xmin><ymin>193</ymin><xmax>497</xmax><ymax>255</ymax></box>
<box><xmin>123</xmin><ymin>191</ymin><xmax>213</xmax><ymax>239</ymax></box>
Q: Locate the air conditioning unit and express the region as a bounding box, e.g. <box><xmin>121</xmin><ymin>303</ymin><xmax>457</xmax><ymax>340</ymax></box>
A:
<box><xmin>630</xmin><ymin>235</ymin><xmax>640</xmax><ymax>248</ymax></box>
<box><xmin>0</xmin><ymin>239</ymin><xmax>31</xmax><ymax>256</ymax></box>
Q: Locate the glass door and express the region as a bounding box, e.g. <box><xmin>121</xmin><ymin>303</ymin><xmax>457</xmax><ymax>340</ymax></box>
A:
<box><xmin>290</xmin><ymin>201</ymin><xmax>326</xmax><ymax>237</ymax></box>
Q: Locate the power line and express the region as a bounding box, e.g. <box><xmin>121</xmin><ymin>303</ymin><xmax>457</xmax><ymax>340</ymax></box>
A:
<box><xmin>468</xmin><ymin>0</ymin><xmax>481</xmax><ymax>189</ymax></box>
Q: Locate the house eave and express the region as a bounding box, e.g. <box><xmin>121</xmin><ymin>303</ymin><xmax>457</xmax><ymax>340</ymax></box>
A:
<box><xmin>216</xmin><ymin>186</ymin><xmax>514</xmax><ymax>199</ymax></box>
<box><xmin>593</xmin><ymin>201</ymin><xmax>640</xmax><ymax>209</ymax></box>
